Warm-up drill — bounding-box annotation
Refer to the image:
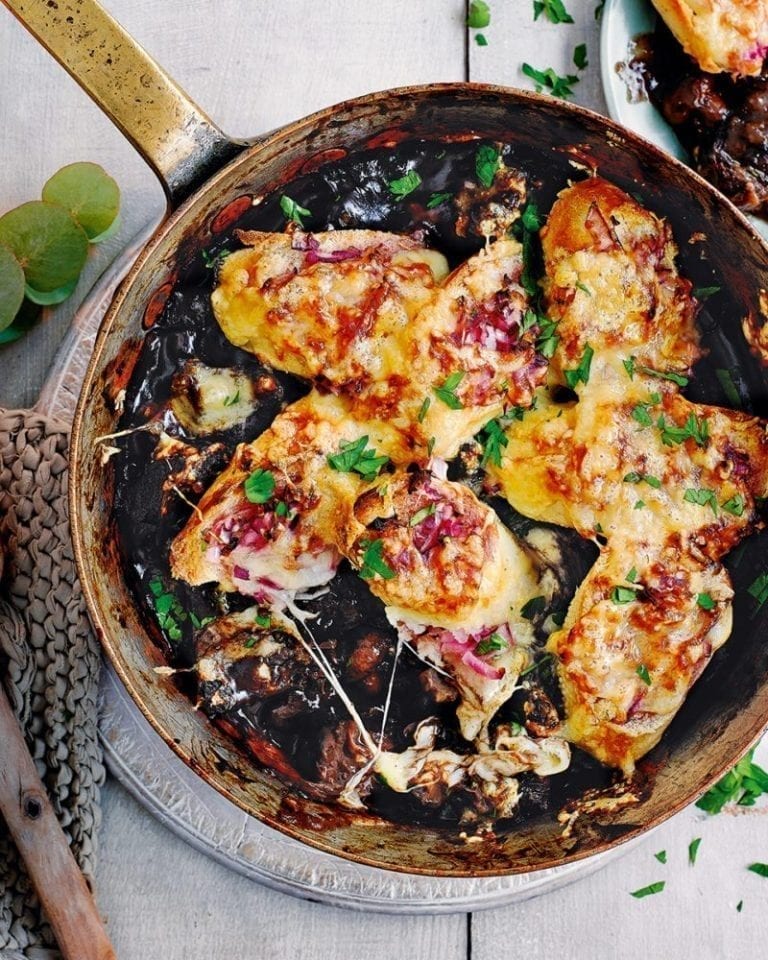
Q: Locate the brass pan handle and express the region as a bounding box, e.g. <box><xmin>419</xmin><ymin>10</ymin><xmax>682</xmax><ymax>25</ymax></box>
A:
<box><xmin>1</xmin><ymin>0</ymin><xmax>244</xmax><ymax>208</ymax></box>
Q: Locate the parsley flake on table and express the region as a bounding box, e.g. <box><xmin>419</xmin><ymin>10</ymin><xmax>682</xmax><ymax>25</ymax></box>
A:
<box><xmin>522</xmin><ymin>62</ymin><xmax>580</xmax><ymax>99</ymax></box>
<box><xmin>564</xmin><ymin>343</ymin><xmax>594</xmax><ymax>388</ymax></box>
<box><xmin>475</xmin><ymin>33</ymin><xmax>488</xmax><ymax>46</ymax></box>
<box><xmin>358</xmin><ymin>539</ymin><xmax>396</xmax><ymax>581</ymax></box>
<box><xmin>280</xmin><ymin>194</ymin><xmax>311</xmax><ymax>227</ymax></box>
<box><xmin>654</xmin><ymin>850</ymin><xmax>667</xmax><ymax>864</ymax></box>
<box><xmin>630</xmin><ymin>881</ymin><xmax>665</xmax><ymax>898</ymax></box>
<box><xmin>532</xmin><ymin>0</ymin><xmax>573</xmax><ymax>23</ymax></box>
<box><xmin>573</xmin><ymin>43</ymin><xmax>588</xmax><ymax>69</ymax></box>
<box><xmin>467</xmin><ymin>0</ymin><xmax>491</xmax><ymax>28</ymax></box>
<box><xmin>747</xmin><ymin>863</ymin><xmax>768</xmax><ymax>878</ymax></box>
<box><xmin>244</xmin><ymin>467</ymin><xmax>276</xmax><ymax>504</ymax></box>
<box><xmin>389</xmin><ymin>169</ymin><xmax>422</xmax><ymax>199</ymax></box>
<box><xmin>327</xmin><ymin>435</ymin><xmax>389</xmax><ymax>478</ymax></box>
<box><xmin>476</xmin><ymin>144</ymin><xmax>501</xmax><ymax>188</ymax></box>
<box><xmin>689</xmin><ymin>837</ymin><xmax>702</xmax><ymax>865</ymax></box>
<box><xmin>434</xmin><ymin>371</ymin><xmax>465</xmax><ymax>409</ymax></box>
<box><xmin>696</xmin><ymin>747</ymin><xmax>768</xmax><ymax>813</ymax></box>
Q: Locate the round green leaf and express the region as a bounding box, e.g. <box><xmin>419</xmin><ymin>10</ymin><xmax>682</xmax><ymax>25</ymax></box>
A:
<box><xmin>25</xmin><ymin>277</ymin><xmax>79</xmax><ymax>306</ymax></box>
<box><xmin>0</xmin><ymin>201</ymin><xmax>89</xmax><ymax>292</ymax></box>
<box><xmin>0</xmin><ymin>298</ymin><xmax>41</xmax><ymax>345</ymax></box>
<box><xmin>42</xmin><ymin>162</ymin><xmax>120</xmax><ymax>240</ymax></box>
<box><xmin>0</xmin><ymin>243</ymin><xmax>25</xmax><ymax>331</ymax></box>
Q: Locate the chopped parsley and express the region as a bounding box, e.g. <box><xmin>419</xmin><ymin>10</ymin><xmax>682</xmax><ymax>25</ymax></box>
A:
<box><xmin>409</xmin><ymin>503</ymin><xmax>436</xmax><ymax>527</ymax></box>
<box><xmin>623</xmin><ymin>472</ymin><xmax>661</xmax><ymax>489</ymax></box>
<box><xmin>715</xmin><ymin>368</ymin><xmax>741</xmax><ymax>408</ymax></box>
<box><xmin>327</xmin><ymin>435</ymin><xmax>389</xmax><ymax>478</ymax></box>
<box><xmin>533</xmin><ymin>0</ymin><xmax>573</xmax><ymax>22</ymax></box>
<box><xmin>630</xmin><ymin>881</ymin><xmax>665</xmax><ymax>899</ymax></box>
<box><xmin>148</xmin><ymin>576</ymin><xmax>188</xmax><ymax>643</ymax></box>
<box><xmin>244</xmin><ymin>467</ymin><xmax>276</xmax><ymax>504</ymax></box>
<box><xmin>626</xmin><ymin>566</ymin><xmax>638</xmax><ymax>583</ymax></box>
<box><xmin>535</xmin><ymin>314</ymin><xmax>559</xmax><ymax>359</ymax></box>
<box><xmin>521</xmin><ymin>202</ymin><xmax>544</xmax><ymax>232</ymax></box>
<box><xmin>275</xmin><ymin>501</ymin><xmax>289</xmax><ymax>518</ymax></box>
<box><xmin>697</xmin><ymin>592</ymin><xmax>715</xmax><ymax>610</ymax></box>
<box><xmin>573</xmin><ymin>43</ymin><xmax>588</xmax><ymax>69</ymax></box>
<box><xmin>575</xmin><ymin>280</ymin><xmax>591</xmax><ymax>296</ymax></box>
<box><xmin>521</xmin><ymin>595</ymin><xmax>546</xmax><ymax>620</ymax></box>
<box><xmin>478</xmin><ymin>417</ymin><xmax>509</xmax><ymax>468</ymax></box>
<box><xmin>623</xmin><ymin>356</ymin><xmax>636</xmax><ymax>380</ymax></box>
<box><xmin>696</xmin><ymin>747</ymin><xmax>768</xmax><ymax>813</ymax></box>
<box><xmin>417</xmin><ymin>396</ymin><xmax>431</xmax><ymax>423</ymax></box>
<box><xmin>748</xmin><ymin>863</ymin><xmax>768</xmax><ymax>878</ymax></box>
<box><xmin>611</xmin><ymin>585</ymin><xmax>639</xmax><ymax>604</ymax></box>
<box><xmin>737</xmin><ymin>901</ymin><xmax>744</xmax><ymax>912</ymax></box>
<box><xmin>280</xmin><ymin>194</ymin><xmax>311</xmax><ymax>226</ymax></box>
<box><xmin>358</xmin><ymin>538</ymin><xmax>396</xmax><ymax>581</ymax></box>
<box><xmin>689</xmin><ymin>837</ymin><xmax>702</xmax><ymax>866</ymax></box>
<box><xmin>657</xmin><ymin>412</ymin><xmax>709</xmax><ymax>448</ymax></box>
<box><xmin>254</xmin><ymin>612</ymin><xmax>271</xmax><ymax>627</ymax></box>
<box><xmin>747</xmin><ymin>571</ymin><xmax>768</xmax><ymax>614</ymax></box>
<box><xmin>636</xmin><ymin>664</ymin><xmax>651</xmax><ymax>686</ymax></box>
<box><xmin>389</xmin><ymin>169</ymin><xmax>422</xmax><ymax>199</ymax></box>
<box><xmin>476</xmin><ymin>144</ymin><xmax>501</xmax><ymax>188</ymax></box>
<box><xmin>654</xmin><ymin>850</ymin><xmax>667</xmax><ymax>864</ymax></box>
<box><xmin>683</xmin><ymin>487</ymin><xmax>718</xmax><ymax>515</ymax></box>
<box><xmin>631</xmin><ymin>393</ymin><xmax>661</xmax><ymax>427</ymax></box>
<box><xmin>476</xmin><ymin>633</ymin><xmax>509</xmax><ymax>656</ymax></box>
<box><xmin>522</xmin><ymin>62</ymin><xmax>580</xmax><ymax>99</ymax></box>
<box><xmin>467</xmin><ymin>0</ymin><xmax>491</xmax><ymax>28</ymax></box>
<box><xmin>222</xmin><ymin>389</ymin><xmax>240</xmax><ymax>407</ymax></box>
<box><xmin>434</xmin><ymin>371</ymin><xmax>465</xmax><ymax>409</ymax></box>
<box><xmin>637</xmin><ymin>365</ymin><xmax>689</xmax><ymax>387</ymax></box>
<box><xmin>475</xmin><ymin>32</ymin><xmax>488</xmax><ymax>46</ymax></box>
<box><xmin>721</xmin><ymin>494</ymin><xmax>745</xmax><ymax>517</ymax></box>
<box><xmin>427</xmin><ymin>436</ymin><xmax>436</xmax><ymax>457</ymax></box>
<box><xmin>244</xmin><ymin>636</ymin><xmax>258</xmax><ymax>649</ymax></box>
<box><xmin>564</xmin><ymin>343</ymin><xmax>594</xmax><ymax>389</ymax></box>
<box><xmin>692</xmin><ymin>285</ymin><xmax>721</xmax><ymax>300</ymax></box>
<box><xmin>426</xmin><ymin>191</ymin><xmax>452</xmax><ymax>209</ymax></box>
<box><xmin>202</xmin><ymin>247</ymin><xmax>231</xmax><ymax>269</ymax></box>
<box><xmin>634</xmin><ymin>499</ymin><xmax>645</xmax><ymax>510</ymax></box>
<box><xmin>519</xmin><ymin>652</ymin><xmax>554</xmax><ymax>678</ymax></box>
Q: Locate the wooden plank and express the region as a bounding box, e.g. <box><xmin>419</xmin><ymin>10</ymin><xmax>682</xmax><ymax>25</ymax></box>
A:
<box><xmin>468</xmin><ymin>0</ymin><xmax>606</xmax><ymax>114</ymax></box>
<box><xmin>0</xmin><ymin>0</ymin><xmax>465</xmax><ymax>410</ymax></box>
<box><xmin>96</xmin><ymin>780</ymin><xmax>467</xmax><ymax>960</ymax></box>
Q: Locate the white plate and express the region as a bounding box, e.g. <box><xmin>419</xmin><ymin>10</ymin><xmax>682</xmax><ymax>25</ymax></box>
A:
<box><xmin>599</xmin><ymin>0</ymin><xmax>768</xmax><ymax>241</ymax></box>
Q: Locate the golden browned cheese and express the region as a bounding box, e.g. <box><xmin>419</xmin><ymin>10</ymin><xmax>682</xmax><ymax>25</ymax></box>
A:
<box><xmin>170</xmin><ymin>391</ymin><xmax>397</xmax><ymax>602</ymax></box>
<box><xmin>491</xmin><ymin>177</ymin><xmax>768</xmax><ymax>773</ymax></box>
<box><xmin>650</xmin><ymin>0</ymin><xmax>768</xmax><ymax>76</ymax></box>
<box><xmin>211</xmin><ymin>229</ymin><xmax>448</xmax><ymax>388</ymax></box>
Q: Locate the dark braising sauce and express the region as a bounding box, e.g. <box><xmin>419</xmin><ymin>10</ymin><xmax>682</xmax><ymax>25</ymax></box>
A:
<box><xmin>112</xmin><ymin>137</ymin><xmax>768</xmax><ymax>831</ymax></box>
<box><xmin>636</xmin><ymin>21</ymin><xmax>768</xmax><ymax>217</ymax></box>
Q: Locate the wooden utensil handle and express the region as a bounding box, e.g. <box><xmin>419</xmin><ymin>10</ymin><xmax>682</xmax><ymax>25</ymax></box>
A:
<box><xmin>0</xmin><ymin>683</ymin><xmax>116</xmax><ymax>960</ymax></box>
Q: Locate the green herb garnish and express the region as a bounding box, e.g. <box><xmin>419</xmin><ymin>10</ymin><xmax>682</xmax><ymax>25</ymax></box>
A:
<box><xmin>244</xmin><ymin>636</ymin><xmax>258</xmax><ymax>649</ymax></box>
<box><xmin>630</xmin><ymin>881</ymin><xmax>665</xmax><ymax>899</ymax></box>
<box><xmin>696</xmin><ymin>747</ymin><xmax>768</xmax><ymax>813</ymax></box>
<box><xmin>748</xmin><ymin>571</ymin><xmax>768</xmax><ymax>614</ymax></box>
<box><xmin>716</xmin><ymin>368</ymin><xmax>741</xmax><ymax>408</ymax></box>
<box><xmin>533</xmin><ymin>0</ymin><xmax>573</xmax><ymax>23</ymax></box>
<box><xmin>623</xmin><ymin>472</ymin><xmax>661</xmax><ymax>489</ymax></box>
<box><xmin>692</xmin><ymin>285</ymin><xmax>721</xmax><ymax>300</ymax></box>
<box><xmin>275</xmin><ymin>501</ymin><xmax>289</xmax><ymax>518</ymax></box>
<box><xmin>573</xmin><ymin>43</ymin><xmax>588</xmax><ymax>68</ymax></box>
<box><xmin>222</xmin><ymin>389</ymin><xmax>240</xmax><ymax>407</ymax></box>
<box><xmin>637</xmin><ymin>365</ymin><xmax>689</xmax><ymax>387</ymax></box>
<box><xmin>522</xmin><ymin>62</ymin><xmax>580</xmax><ymax>99</ymax></box>
<box><xmin>683</xmin><ymin>487</ymin><xmax>718</xmax><ymax>516</ymax></box>
<box><xmin>634</xmin><ymin>500</ymin><xmax>645</xmax><ymax>510</ymax></box>
<box><xmin>721</xmin><ymin>494</ymin><xmax>745</xmax><ymax>517</ymax></box>
<box><xmin>519</xmin><ymin>653</ymin><xmax>554</xmax><ymax>678</ymax></box>
<box><xmin>689</xmin><ymin>837</ymin><xmax>702</xmax><ymax>865</ymax></box>
<box><xmin>636</xmin><ymin>664</ymin><xmax>651</xmax><ymax>686</ymax></box>
<box><xmin>748</xmin><ymin>863</ymin><xmax>768</xmax><ymax>878</ymax></box>
<box><xmin>434</xmin><ymin>371</ymin><xmax>465</xmax><ymax>409</ymax></box>
<box><xmin>479</xmin><ymin>417</ymin><xmax>509</xmax><ymax>468</ymax></box>
<box><xmin>409</xmin><ymin>504</ymin><xmax>437</xmax><ymax>527</ymax></box>
<box><xmin>611</xmin><ymin>585</ymin><xmax>639</xmax><ymax>604</ymax></box>
<box><xmin>654</xmin><ymin>850</ymin><xmax>667</xmax><ymax>864</ymax></box>
<box><xmin>475</xmin><ymin>32</ymin><xmax>488</xmax><ymax>45</ymax></box>
<box><xmin>148</xmin><ymin>576</ymin><xmax>187</xmax><ymax>643</ymax></box>
<box><xmin>623</xmin><ymin>356</ymin><xmax>636</xmax><ymax>380</ymax></box>
<box><xmin>564</xmin><ymin>343</ymin><xmax>594</xmax><ymax>389</ymax></box>
<box><xmin>327</xmin><ymin>435</ymin><xmax>389</xmax><ymax>478</ymax></box>
<box><xmin>467</xmin><ymin>0</ymin><xmax>491</xmax><ymax>28</ymax></box>
<box><xmin>657</xmin><ymin>412</ymin><xmax>709</xmax><ymax>448</ymax></box>
<box><xmin>244</xmin><ymin>468</ymin><xmax>275</xmax><ymax>504</ymax></box>
<box><xmin>280</xmin><ymin>195</ymin><xmax>311</xmax><ymax>226</ymax></box>
<box><xmin>389</xmin><ymin>170</ymin><xmax>422</xmax><ymax>199</ymax></box>
<box><xmin>476</xmin><ymin>144</ymin><xmax>501</xmax><ymax>188</ymax></box>
<box><xmin>202</xmin><ymin>247</ymin><xmax>231</xmax><ymax>269</ymax></box>
<box><xmin>426</xmin><ymin>191</ymin><xmax>452</xmax><ymax>209</ymax></box>
<box><xmin>358</xmin><ymin>539</ymin><xmax>396</xmax><ymax>581</ymax></box>
<box><xmin>417</xmin><ymin>396</ymin><xmax>431</xmax><ymax>423</ymax></box>
<box><xmin>254</xmin><ymin>612</ymin><xmax>271</xmax><ymax>627</ymax></box>
<box><xmin>575</xmin><ymin>280</ymin><xmax>591</xmax><ymax>296</ymax></box>
<box><xmin>697</xmin><ymin>592</ymin><xmax>715</xmax><ymax>610</ymax></box>
<box><xmin>520</xmin><ymin>595</ymin><xmax>546</xmax><ymax>620</ymax></box>
<box><xmin>475</xmin><ymin>632</ymin><xmax>509</xmax><ymax>656</ymax></box>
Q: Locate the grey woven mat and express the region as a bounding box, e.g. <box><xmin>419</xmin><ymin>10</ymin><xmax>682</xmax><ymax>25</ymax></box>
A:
<box><xmin>0</xmin><ymin>409</ymin><xmax>104</xmax><ymax>959</ymax></box>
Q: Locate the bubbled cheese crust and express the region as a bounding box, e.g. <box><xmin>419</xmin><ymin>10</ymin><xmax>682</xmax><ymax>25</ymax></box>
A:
<box><xmin>650</xmin><ymin>0</ymin><xmax>768</xmax><ymax>76</ymax></box>
<box><xmin>211</xmin><ymin>230</ymin><xmax>447</xmax><ymax>386</ymax></box>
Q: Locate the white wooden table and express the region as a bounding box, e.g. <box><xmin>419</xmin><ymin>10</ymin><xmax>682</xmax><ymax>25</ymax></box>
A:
<box><xmin>1</xmin><ymin>2</ymin><xmax>767</xmax><ymax>956</ymax></box>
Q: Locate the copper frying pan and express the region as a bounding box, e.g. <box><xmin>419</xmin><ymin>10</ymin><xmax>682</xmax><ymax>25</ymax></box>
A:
<box><xmin>5</xmin><ymin>0</ymin><xmax>768</xmax><ymax>877</ymax></box>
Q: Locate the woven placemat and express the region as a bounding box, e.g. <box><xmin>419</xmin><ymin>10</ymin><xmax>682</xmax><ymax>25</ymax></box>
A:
<box><xmin>0</xmin><ymin>409</ymin><xmax>104</xmax><ymax>959</ymax></box>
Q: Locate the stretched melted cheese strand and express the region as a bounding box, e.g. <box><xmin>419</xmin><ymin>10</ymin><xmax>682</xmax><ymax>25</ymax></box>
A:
<box><xmin>490</xmin><ymin>177</ymin><xmax>768</xmax><ymax>773</ymax></box>
<box><xmin>340</xmin><ymin>469</ymin><xmax>548</xmax><ymax>740</ymax></box>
